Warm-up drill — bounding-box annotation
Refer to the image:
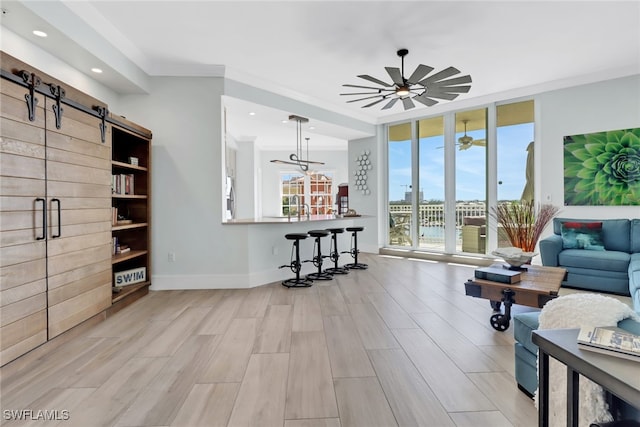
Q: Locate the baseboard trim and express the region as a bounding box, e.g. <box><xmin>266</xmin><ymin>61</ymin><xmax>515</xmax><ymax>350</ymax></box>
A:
<box><xmin>151</xmin><ymin>268</ymin><xmax>290</xmax><ymax>290</ymax></box>
<box><xmin>151</xmin><ymin>251</ymin><xmax>380</xmax><ymax>290</ymax></box>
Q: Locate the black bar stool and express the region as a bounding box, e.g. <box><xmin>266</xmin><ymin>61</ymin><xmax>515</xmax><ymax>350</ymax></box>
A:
<box><xmin>279</xmin><ymin>233</ymin><xmax>313</xmax><ymax>287</ymax></box>
<box><xmin>343</xmin><ymin>226</ymin><xmax>368</xmax><ymax>270</ymax></box>
<box><xmin>306</xmin><ymin>230</ymin><xmax>333</xmax><ymax>281</ymax></box>
<box><xmin>324</xmin><ymin>228</ymin><xmax>349</xmax><ymax>275</ymax></box>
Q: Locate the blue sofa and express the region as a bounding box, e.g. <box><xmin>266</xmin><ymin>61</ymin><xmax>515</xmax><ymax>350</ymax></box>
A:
<box><xmin>539</xmin><ymin>218</ymin><xmax>640</xmax><ymax>300</ymax></box>
<box><xmin>513</xmin><ymin>218</ymin><xmax>640</xmax><ymax>420</ymax></box>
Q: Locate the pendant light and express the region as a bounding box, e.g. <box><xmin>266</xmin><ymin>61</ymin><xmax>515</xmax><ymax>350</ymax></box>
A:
<box><xmin>270</xmin><ymin>115</ymin><xmax>324</xmax><ymax>173</ymax></box>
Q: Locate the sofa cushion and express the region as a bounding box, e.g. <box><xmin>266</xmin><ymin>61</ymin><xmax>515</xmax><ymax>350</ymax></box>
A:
<box><xmin>513</xmin><ymin>311</ymin><xmax>540</xmax><ymax>355</ymax></box>
<box><xmin>631</xmin><ymin>219</ymin><xmax>640</xmax><ymax>253</ymax></box>
<box><xmin>560</xmin><ymin>221</ymin><xmax>605</xmax><ymax>250</ymax></box>
<box><xmin>630</xmin><ymin>253</ymin><xmax>640</xmax><ymax>313</ymax></box>
<box><xmin>553</xmin><ymin>218</ymin><xmax>630</xmax><ymax>252</ymax></box>
<box><xmin>558</xmin><ymin>249</ymin><xmax>630</xmax><ymax>272</ymax></box>
<box><xmin>563</xmin><ymin>270</ymin><xmax>630</xmax><ymax>295</ymax></box>
<box><xmin>514</xmin><ymin>342</ymin><xmax>538</xmax><ymax>396</ymax></box>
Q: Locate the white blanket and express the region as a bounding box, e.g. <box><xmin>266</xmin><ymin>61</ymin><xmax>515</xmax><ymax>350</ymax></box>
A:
<box><xmin>535</xmin><ymin>293</ymin><xmax>639</xmax><ymax>426</ymax></box>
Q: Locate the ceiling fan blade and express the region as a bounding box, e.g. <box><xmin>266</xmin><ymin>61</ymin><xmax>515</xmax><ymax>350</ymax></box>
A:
<box><xmin>413</xmin><ymin>94</ymin><xmax>439</xmax><ymax>107</ymax></box>
<box><xmin>424</xmin><ymin>91</ymin><xmax>459</xmax><ymax>101</ymax></box>
<box><xmin>402</xmin><ymin>97</ymin><xmax>415</xmax><ymax>110</ymax></box>
<box><xmin>346</xmin><ymin>94</ymin><xmax>386</xmax><ymax>103</ymax></box>
<box><xmin>340</xmin><ymin>91</ymin><xmax>382</xmax><ymax>96</ymax></box>
<box><xmin>430</xmin><ymin>85</ymin><xmax>471</xmax><ymax>94</ymax></box>
<box><xmin>384</xmin><ymin>67</ymin><xmax>404</xmax><ymax>86</ymax></box>
<box><xmin>382</xmin><ymin>98</ymin><xmax>399</xmax><ymax>110</ymax></box>
<box><xmin>432</xmin><ymin>75</ymin><xmax>472</xmax><ymax>87</ymax></box>
<box><xmin>357</xmin><ymin>74</ymin><xmax>393</xmax><ymax>87</ymax></box>
<box><xmin>362</xmin><ymin>98</ymin><xmax>388</xmax><ymax>108</ymax></box>
<box><xmin>407</xmin><ymin>64</ymin><xmax>434</xmax><ymax>85</ymax></box>
<box><xmin>418</xmin><ymin>66</ymin><xmax>461</xmax><ymax>85</ymax></box>
<box><xmin>343</xmin><ymin>84</ymin><xmax>394</xmax><ymax>91</ymax></box>
<box><xmin>472</xmin><ymin>139</ymin><xmax>487</xmax><ymax>146</ymax></box>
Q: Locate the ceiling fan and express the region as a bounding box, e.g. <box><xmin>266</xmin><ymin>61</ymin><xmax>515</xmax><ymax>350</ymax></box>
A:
<box><xmin>340</xmin><ymin>48</ymin><xmax>472</xmax><ymax>111</ymax></box>
<box><xmin>436</xmin><ymin>119</ymin><xmax>486</xmax><ymax>150</ymax></box>
<box><xmin>456</xmin><ymin>120</ymin><xmax>485</xmax><ymax>150</ymax></box>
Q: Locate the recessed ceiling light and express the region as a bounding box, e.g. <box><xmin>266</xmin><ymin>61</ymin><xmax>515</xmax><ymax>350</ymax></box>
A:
<box><xmin>249</xmin><ymin>112</ymin><xmax>255</xmax><ymax>116</ymax></box>
<box><xmin>32</xmin><ymin>30</ymin><xmax>47</xmax><ymax>38</ymax></box>
<box><xmin>309</xmin><ymin>126</ymin><xmax>315</xmax><ymax>130</ymax></box>
<box><xmin>281</xmin><ymin>120</ymin><xmax>288</xmax><ymax>124</ymax></box>
<box><xmin>91</xmin><ymin>68</ymin><xmax>103</xmax><ymax>74</ymax></box>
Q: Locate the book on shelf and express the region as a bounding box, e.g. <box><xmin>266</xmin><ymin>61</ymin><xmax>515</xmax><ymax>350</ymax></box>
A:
<box><xmin>474</xmin><ymin>266</ymin><xmax>521</xmax><ymax>284</ymax></box>
<box><xmin>111</xmin><ymin>173</ymin><xmax>134</xmax><ymax>195</ymax></box>
<box><xmin>577</xmin><ymin>325</ymin><xmax>640</xmax><ymax>362</ymax></box>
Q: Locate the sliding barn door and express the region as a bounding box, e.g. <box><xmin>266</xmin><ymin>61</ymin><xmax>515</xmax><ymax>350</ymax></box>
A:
<box><xmin>0</xmin><ymin>78</ymin><xmax>48</xmax><ymax>364</ymax></box>
<box><xmin>44</xmin><ymin>98</ymin><xmax>112</xmax><ymax>338</ymax></box>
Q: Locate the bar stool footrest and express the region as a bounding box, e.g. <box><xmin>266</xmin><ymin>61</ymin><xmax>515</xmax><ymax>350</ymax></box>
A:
<box><xmin>324</xmin><ymin>267</ymin><xmax>349</xmax><ymax>275</ymax></box>
<box><xmin>344</xmin><ymin>262</ymin><xmax>368</xmax><ymax>270</ymax></box>
<box><xmin>282</xmin><ymin>277</ymin><xmax>313</xmax><ymax>288</ymax></box>
<box><xmin>306</xmin><ymin>272</ymin><xmax>333</xmax><ymax>280</ymax></box>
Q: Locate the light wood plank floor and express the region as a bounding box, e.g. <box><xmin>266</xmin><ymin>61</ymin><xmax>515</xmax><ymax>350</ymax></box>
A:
<box><xmin>0</xmin><ymin>254</ymin><xmax>540</xmax><ymax>427</ymax></box>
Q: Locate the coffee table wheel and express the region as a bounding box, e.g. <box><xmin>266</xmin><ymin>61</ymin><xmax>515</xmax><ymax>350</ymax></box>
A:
<box><xmin>490</xmin><ymin>300</ymin><xmax>502</xmax><ymax>311</ymax></box>
<box><xmin>490</xmin><ymin>313</ymin><xmax>510</xmax><ymax>331</ymax></box>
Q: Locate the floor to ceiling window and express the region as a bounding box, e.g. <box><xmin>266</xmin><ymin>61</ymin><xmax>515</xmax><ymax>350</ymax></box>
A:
<box><xmin>417</xmin><ymin>116</ymin><xmax>445</xmax><ymax>251</ymax></box>
<box><xmin>386</xmin><ymin>100</ymin><xmax>534</xmax><ymax>255</ymax></box>
<box><xmin>497</xmin><ymin>100</ymin><xmax>535</xmax><ymax>202</ymax></box>
<box><xmin>388</xmin><ymin>123</ymin><xmax>413</xmax><ymax>246</ymax></box>
<box><xmin>456</xmin><ymin>108</ymin><xmax>488</xmax><ymax>253</ymax></box>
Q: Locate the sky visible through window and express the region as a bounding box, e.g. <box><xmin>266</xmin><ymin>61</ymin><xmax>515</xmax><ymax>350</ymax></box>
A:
<box><xmin>389</xmin><ymin>123</ymin><xmax>533</xmax><ymax>202</ymax></box>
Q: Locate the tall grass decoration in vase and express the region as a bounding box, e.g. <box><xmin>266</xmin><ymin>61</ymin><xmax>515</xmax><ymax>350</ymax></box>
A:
<box><xmin>490</xmin><ymin>201</ymin><xmax>560</xmax><ymax>252</ymax></box>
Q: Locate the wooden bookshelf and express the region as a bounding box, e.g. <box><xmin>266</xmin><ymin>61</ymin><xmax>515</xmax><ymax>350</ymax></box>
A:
<box><xmin>111</xmin><ymin>119</ymin><xmax>152</xmax><ymax>303</ymax></box>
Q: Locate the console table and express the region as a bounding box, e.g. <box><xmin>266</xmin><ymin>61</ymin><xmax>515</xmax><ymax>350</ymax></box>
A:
<box><xmin>532</xmin><ymin>328</ymin><xmax>640</xmax><ymax>427</ymax></box>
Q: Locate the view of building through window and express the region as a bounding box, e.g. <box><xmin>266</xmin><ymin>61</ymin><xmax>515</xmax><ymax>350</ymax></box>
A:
<box><xmin>280</xmin><ymin>172</ymin><xmax>334</xmax><ymax>216</ymax></box>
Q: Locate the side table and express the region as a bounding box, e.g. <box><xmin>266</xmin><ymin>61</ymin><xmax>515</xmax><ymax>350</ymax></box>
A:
<box><xmin>532</xmin><ymin>328</ymin><xmax>640</xmax><ymax>427</ymax></box>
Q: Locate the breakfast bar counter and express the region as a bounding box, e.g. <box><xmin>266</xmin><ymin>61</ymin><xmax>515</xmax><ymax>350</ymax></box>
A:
<box><xmin>223</xmin><ymin>214</ymin><xmax>366</xmax><ymax>225</ymax></box>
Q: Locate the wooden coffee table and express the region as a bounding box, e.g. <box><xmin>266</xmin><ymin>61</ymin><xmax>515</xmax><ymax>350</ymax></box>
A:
<box><xmin>464</xmin><ymin>264</ymin><xmax>567</xmax><ymax>331</ymax></box>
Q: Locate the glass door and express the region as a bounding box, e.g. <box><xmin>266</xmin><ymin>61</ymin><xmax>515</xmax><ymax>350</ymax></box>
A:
<box><xmin>455</xmin><ymin>109</ymin><xmax>488</xmax><ymax>254</ymax></box>
<box><xmin>417</xmin><ymin>116</ymin><xmax>445</xmax><ymax>251</ymax></box>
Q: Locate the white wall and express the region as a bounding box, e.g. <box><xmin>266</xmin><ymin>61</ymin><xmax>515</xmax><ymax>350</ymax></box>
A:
<box><xmin>235</xmin><ymin>138</ymin><xmax>258</xmax><ymax>219</ymax></box>
<box><xmin>536</xmin><ymin>75</ymin><xmax>640</xmax><ymax>235</ymax></box>
<box><xmin>347</xmin><ymin>134</ymin><xmax>382</xmax><ymax>254</ymax></box>
<box><xmin>115</xmin><ymin>77</ymin><xmax>261</xmax><ymax>289</ymax></box>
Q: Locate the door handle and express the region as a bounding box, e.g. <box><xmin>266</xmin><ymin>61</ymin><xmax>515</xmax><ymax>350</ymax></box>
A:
<box><xmin>51</xmin><ymin>198</ymin><xmax>61</xmax><ymax>238</ymax></box>
<box><xmin>35</xmin><ymin>198</ymin><xmax>46</xmax><ymax>240</ymax></box>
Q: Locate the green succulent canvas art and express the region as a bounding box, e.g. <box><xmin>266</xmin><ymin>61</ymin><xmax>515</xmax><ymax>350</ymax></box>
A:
<box><xmin>564</xmin><ymin>128</ymin><xmax>640</xmax><ymax>205</ymax></box>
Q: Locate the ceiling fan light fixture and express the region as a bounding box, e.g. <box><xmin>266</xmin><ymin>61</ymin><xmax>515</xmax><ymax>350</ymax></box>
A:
<box><xmin>341</xmin><ymin>49</ymin><xmax>472</xmax><ymax>111</ymax></box>
<box><xmin>396</xmin><ymin>86</ymin><xmax>410</xmax><ymax>97</ymax></box>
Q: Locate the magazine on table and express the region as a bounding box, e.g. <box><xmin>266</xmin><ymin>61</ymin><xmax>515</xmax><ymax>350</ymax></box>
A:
<box><xmin>577</xmin><ymin>325</ymin><xmax>640</xmax><ymax>362</ymax></box>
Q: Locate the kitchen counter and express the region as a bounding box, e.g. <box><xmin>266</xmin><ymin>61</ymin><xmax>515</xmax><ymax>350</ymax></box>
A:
<box><xmin>223</xmin><ymin>214</ymin><xmax>367</xmax><ymax>225</ymax></box>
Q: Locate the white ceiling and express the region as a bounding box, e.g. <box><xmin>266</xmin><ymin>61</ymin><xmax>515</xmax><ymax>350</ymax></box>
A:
<box><xmin>2</xmin><ymin>1</ymin><xmax>639</xmax><ymax>146</ymax></box>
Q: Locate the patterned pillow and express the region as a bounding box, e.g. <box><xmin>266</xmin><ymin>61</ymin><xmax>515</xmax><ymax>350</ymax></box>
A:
<box><xmin>560</xmin><ymin>221</ymin><xmax>605</xmax><ymax>251</ymax></box>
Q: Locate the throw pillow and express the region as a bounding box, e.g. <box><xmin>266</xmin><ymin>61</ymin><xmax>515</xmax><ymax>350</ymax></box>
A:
<box><xmin>560</xmin><ymin>221</ymin><xmax>605</xmax><ymax>251</ymax></box>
